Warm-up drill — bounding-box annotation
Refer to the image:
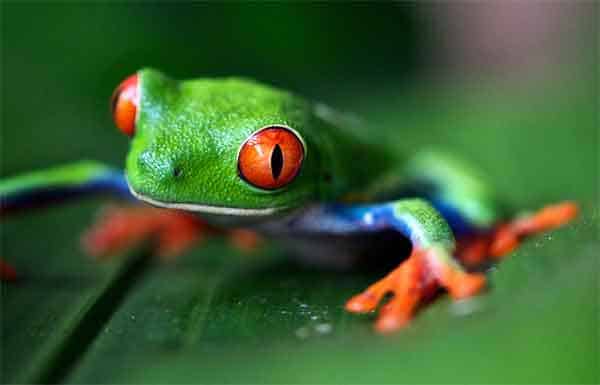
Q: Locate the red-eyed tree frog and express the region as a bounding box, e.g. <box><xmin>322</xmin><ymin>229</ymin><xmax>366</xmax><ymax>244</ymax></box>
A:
<box><xmin>0</xmin><ymin>69</ymin><xmax>578</xmax><ymax>333</ymax></box>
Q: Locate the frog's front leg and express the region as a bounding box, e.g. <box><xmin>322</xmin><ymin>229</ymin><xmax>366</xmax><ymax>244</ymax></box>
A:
<box><xmin>339</xmin><ymin>199</ymin><xmax>486</xmax><ymax>333</ymax></box>
<box><xmin>0</xmin><ymin>161</ymin><xmax>130</xmax><ymax>279</ymax></box>
<box><xmin>0</xmin><ymin>161</ymin><xmax>133</xmax><ymax>213</ymax></box>
<box><xmin>0</xmin><ymin>162</ymin><xmax>249</xmax><ymax>280</ymax></box>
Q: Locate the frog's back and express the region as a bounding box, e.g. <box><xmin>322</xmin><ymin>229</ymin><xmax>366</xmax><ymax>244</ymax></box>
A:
<box><xmin>311</xmin><ymin>104</ymin><xmax>402</xmax><ymax>202</ymax></box>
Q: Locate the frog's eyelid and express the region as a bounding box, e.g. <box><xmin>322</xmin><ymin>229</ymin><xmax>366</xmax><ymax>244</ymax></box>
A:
<box><xmin>111</xmin><ymin>73</ymin><xmax>140</xmax><ymax>137</ymax></box>
<box><xmin>236</xmin><ymin>124</ymin><xmax>307</xmax><ymax>160</ymax></box>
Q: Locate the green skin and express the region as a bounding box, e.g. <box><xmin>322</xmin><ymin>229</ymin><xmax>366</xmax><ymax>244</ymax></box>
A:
<box><xmin>128</xmin><ymin>69</ymin><xmax>387</xmax><ymax>213</ymax></box>
<box><xmin>128</xmin><ymin>69</ymin><xmax>498</xmax><ymax>223</ymax></box>
<box><xmin>1</xmin><ymin>68</ymin><xmax>503</xmax><ymax>276</ymax></box>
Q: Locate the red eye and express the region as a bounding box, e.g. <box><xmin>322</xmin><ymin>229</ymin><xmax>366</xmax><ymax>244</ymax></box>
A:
<box><xmin>238</xmin><ymin>126</ymin><xmax>305</xmax><ymax>190</ymax></box>
<box><xmin>111</xmin><ymin>74</ymin><xmax>139</xmax><ymax>136</ymax></box>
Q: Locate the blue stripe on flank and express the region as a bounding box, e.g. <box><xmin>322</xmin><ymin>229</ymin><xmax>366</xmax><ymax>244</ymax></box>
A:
<box><xmin>332</xmin><ymin>199</ymin><xmax>480</xmax><ymax>240</ymax></box>
<box><xmin>0</xmin><ymin>171</ymin><xmax>133</xmax><ymax>213</ymax></box>
<box><xmin>328</xmin><ymin>203</ymin><xmax>415</xmax><ymax>241</ymax></box>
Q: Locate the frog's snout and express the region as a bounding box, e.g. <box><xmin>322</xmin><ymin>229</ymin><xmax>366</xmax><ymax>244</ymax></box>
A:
<box><xmin>136</xmin><ymin>149</ymin><xmax>182</xmax><ymax>184</ymax></box>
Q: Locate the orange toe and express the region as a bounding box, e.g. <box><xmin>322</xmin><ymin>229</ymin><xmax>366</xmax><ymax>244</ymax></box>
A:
<box><xmin>456</xmin><ymin>235</ymin><xmax>491</xmax><ymax>267</ymax></box>
<box><xmin>513</xmin><ymin>201</ymin><xmax>579</xmax><ymax>234</ymax></box>
<box><xmin>490</xmin><ymin>201</ymin><xmax>579</xmax><ymax>260</ymax></box>
<box><xmin>374</xmin><ymin>280</ymin><xmax>424</xmax><ymax>333</ymax></box>
<box><xmin>375</xmin><ymin>307</ymin><xmax>412</xmax><ymax>333</ymax></box>
<box><xmin>346</xmin><ymin>291</ymin><xmax>383</xmax><ymax>313</ymax></box>
<box><xmin>490</xmin><ymin>225</ymin><xmax>519</xmax><ymax>258</ymax></box>
<box><xmin>346</xmin><ymin>248</ymin><xmax>478</xmax><ymax>333</ymax></box>
<box><xmin>346</xmin><ymin>278</ymin><xmax>394</xmax><ymax>313</ymax></box>
<box><xmin>446</xmin><ymin>272</ymin><xmax>486</xmax><ymax>299</ymax></box>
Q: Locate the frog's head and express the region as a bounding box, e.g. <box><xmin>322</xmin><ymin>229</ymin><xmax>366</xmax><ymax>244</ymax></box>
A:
<box><xmin>111</xmin><ymin>68</ymin><xmax>335</xmax><ymax>221</ymax></box>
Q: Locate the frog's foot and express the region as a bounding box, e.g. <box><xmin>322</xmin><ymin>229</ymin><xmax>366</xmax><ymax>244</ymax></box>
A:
<box><xmin>456</xmin><ymin>201</ymin><xmax>579</xmax><ymax>267</ymax></box>
<box><xmin>0</xmin><ymin>258</ymin><xmax>17</xmax><ymax>281</ymax></box>
<box><xmin>490</xmin><ymin>201</ymin><xmax>578</xmax><ymax>258</ymax></box>
<box><xmin>82</xmin><ymin>205</ymin><xmax>216</xmax><ymax>260</ymax></box>
<box><xmin>455</xmin><ymin>234</ymin><xmax>491</xmax><ymax>267</ymax></box>
<box><xmin>345</xmin><ymin>247</ymin><xmax>486</xmax><ymax>333</ymax></box>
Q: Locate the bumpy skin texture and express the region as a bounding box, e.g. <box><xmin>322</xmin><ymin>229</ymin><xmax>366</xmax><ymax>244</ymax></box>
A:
<box><xmin>126</xmin><ymin>69</ymin><xmax>394</xmax><ymax>212</ymax></box>
<box><xmin>127</xmin><ymin>71</ymin><xmax>316</xmax><ymax>210</ymax></box>
<box><xmin>0</xmin><ymin>69</ymin><xmax>578</xmax><ymax>331</ymax></box>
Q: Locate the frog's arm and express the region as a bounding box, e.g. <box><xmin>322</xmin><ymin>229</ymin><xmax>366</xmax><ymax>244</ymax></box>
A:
<box><xmin>0</xmin><ymin>160</ymin><xmax>219</xmax><ymax>280</ymax></box>
<box><xmin>0</xmin><ymin>160</ymin><xmax>132</xmax><ymax>214</ymax></box>
<box><xmin>306</xmin><ymin>198</ymin><xmax>486</xmax><ymax>333</ymax></box>
<box><xmin>333</xmin><ymin>196</ymin><xmax>576</xmax><ymax>333</ymax></box>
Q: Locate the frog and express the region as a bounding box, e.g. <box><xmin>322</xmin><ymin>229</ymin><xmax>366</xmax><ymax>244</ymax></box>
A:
<box><xmin>0</xmin><ymin>69</ymin><xmax>578</xmax><ymax>333</ymax></box>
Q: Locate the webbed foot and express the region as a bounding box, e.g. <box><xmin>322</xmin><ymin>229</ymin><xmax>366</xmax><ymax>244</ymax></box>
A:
<box><xmin>82</xmin><ymin>205</ymin><xmax>262</xmax><ymax>260</ymax></box>
<box><xmin>490</xmin><ymin>201</ymin><xmax>578</xmax><ymax>257</ymax></box>
<box><xmin>457</xmin><ymin>201</ymin><xmax>579</xmax><ymax>266</ymax></box>
<box><xmin>345</xmin><ymin>247</ymin><xmax>486</xmax><ymax>333</ymax></box>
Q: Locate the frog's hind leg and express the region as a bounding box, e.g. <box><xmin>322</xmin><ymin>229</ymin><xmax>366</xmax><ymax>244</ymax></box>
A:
<box><xmin>399</xmin><ymin>151</ymin><xmax>578</xmax><ymax>266</ymax></box>
<box><xmin>488</xmin><ymin>201</ymin><xmax>578</xmax><ymax>258</ymax></box>
<box><xmin>452</xmin><ymin>202</ymin><xmax>578</xmax><ymax>266</ymax></box>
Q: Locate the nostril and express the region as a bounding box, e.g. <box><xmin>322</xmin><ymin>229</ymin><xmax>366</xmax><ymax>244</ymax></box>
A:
<box><xmin>138</xmin><ymin>150</ymin><xmax>178</xmax><ymax>181</ymax></box>
<box><xmin>172</xmin><ymin>166</ymin><xmax>183</xmax><ymax>178</ymax></box>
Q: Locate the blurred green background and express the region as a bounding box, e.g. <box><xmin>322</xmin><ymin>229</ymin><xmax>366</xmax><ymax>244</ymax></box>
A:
<box><xmin>1</xmin><ymin>2</ymin><xmax>597</xmax><ymax>384</ymax></box>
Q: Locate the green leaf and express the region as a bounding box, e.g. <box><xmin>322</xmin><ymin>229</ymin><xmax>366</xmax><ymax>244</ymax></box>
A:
<box><xmin>2</xmin><ymin>78</ymin><xmax>596</xmax><ymax>384</ymax></box>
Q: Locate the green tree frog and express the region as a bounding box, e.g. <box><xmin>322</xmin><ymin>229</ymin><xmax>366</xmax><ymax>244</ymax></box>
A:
<box><xmin>0</xmin><ymin>69</ymin><xmax>578</xmax><ymax>333</ymax></box>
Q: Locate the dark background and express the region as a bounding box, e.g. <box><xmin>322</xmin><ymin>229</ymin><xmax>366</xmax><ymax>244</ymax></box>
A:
<box><xmin>1</xmin><ymin>3</ymin><xmax>597</xmax><ymax>384</ymax></box>
<box><xmin>2</xmin><ymin>3</ymin><xmax>422</xmax><ymax>172</ymax></box>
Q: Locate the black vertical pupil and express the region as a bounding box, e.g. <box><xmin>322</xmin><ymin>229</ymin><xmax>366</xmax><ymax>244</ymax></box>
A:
<box><xmin>271</xmin><ymin>144</ymin><xmax>284</xmax><ymax>180</ymax></box>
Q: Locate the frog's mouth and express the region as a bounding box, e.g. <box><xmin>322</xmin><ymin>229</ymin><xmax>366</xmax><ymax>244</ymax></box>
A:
<box><xmin>128</xmin><ymin>183</ymin><xmax>287</xmax><ymax>216</ymax></box>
